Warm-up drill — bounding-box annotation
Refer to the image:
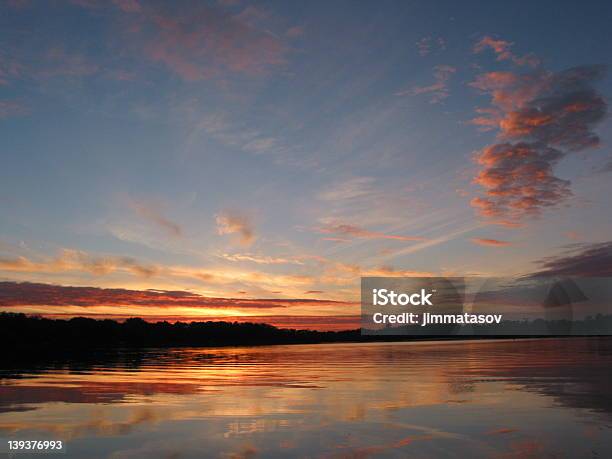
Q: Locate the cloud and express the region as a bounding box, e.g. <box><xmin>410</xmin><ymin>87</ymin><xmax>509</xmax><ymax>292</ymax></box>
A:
<box><xmin>489</xmin><ymin>220</ymin><xmax>524</xmax><ymax>228</ymax></box>
<box><xmin>317</xmin><ymin>177</ymin><xmax>376</xmax><ymax>201</ymax></box>
<box><xmin>470</xmin><ymin>65</ymin><xmax>607</xmax><ymax>220</ymax></box>
<box><xmin>564</xmin><ymin>231</ymin><xmax>581</xmax><ymax>240</ymax></box>
<box><xmin>69</xmin><ymin>0</ymin><xmax>100</xmax><ymax>8</ymax></box>
<box><xmin>217</xmin><ymin>0</ymin><xmax>241</xmax><ymax>6</ymax></box>
<box><xmin>0</xmin><ymin>100</ymin><xmax>27</xmax><ymax>118</ymax></box>
<box><xmin>215</xmin><ymin>211</ymin><xmax>256</xmax><ymax>246</ymax></box>
<box><xmin>474</xmin><ymin>36</ymin><xmax>540</xmax><ymax>67</ymax></box>
<box><xmin>6</xmin><ymin>0</ymin><xmax>31</xmax><ymax>8</ymax></box>
<box><xmin>415</xmin><ymin>36</ymin><xmax>446</xmax><ymax>56</ymax></box>
<box><xmin>0</xmin><ymin>53</ymin><xmax>23</xmax><ymax>85</ymax></box>
<box><xmin>317</xmin><ymin>223</ymin><xmax>425</xmax><ymax>242</ymax></box>
<box><xmin>592</xmin><ymin>157</ymin><xmax>612</xmax><ymax>174</ymax></box>
<box><xmin>127</xmin><ymin>198</ymin><xmax>182</xmax><ymax>237</ymax></box>
<box><xmin>285</xmin><ymin>26</ymin><xmax>304</xmax><ymax>38</ymax></box>
<box><xmin>471</xmin><ymin>142</ymin><xmax>572</xmax><ymax>218</ymax></box>
<box><xmin>183</xmin><ymin>112</ymin><xmax>299</xmax><ymax>165</ymax></box>
<box><xmin>112</xmin><ymin>0</ymin><xmax>141</xmax><ymax>13</ymax></box>
<box><xmin>39</xmin><ymin>47</ymin><xmax>99</xmax><ymax>78</ymax></box>
<box><xmin>134</xmin><ymin>5</ymin><xmax>287</xmax><ymax>80</ymax></box>
<box><xmin>219</xmin><ymin>253</ymin><xmax>304</xmax><ymax>265</ymax></box>
<box><xmin>470</xmin><ymin>237</ymin><xmax>511</xmax><ymax>247</ymax></box>
<box><xmin>317</xmin><ymin>259</ymin><xmax>434</xmax><ymax>285</ymax></box>
<box><xmin>396</xmin><ymin>65</ymin><xmax>456</xmax><ymax>103</ymax></box>
<box><xmin>528</xmin><ymin>241</ymin><xmax>612</xmax><ymax>277</ymax></box>
<box><xmin>0</xmin><ymin>281</ymin><xmax>350</xmax><ymax>310</ymax></box>
<box><xmin>0</xmin><ymin>249</ymin><xmax>159</xmax><ymax>278</ymax></box>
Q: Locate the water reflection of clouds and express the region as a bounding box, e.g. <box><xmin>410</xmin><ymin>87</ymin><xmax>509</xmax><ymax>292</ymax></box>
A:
<box><xmin>0</xmin><ymin>339</ymin><xmax>610</xmax><ymax>457</ymax></box>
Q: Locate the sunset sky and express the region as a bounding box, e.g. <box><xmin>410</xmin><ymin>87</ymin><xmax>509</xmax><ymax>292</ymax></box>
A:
<box><xmin>1</xmin><ymin>0</ymin><xmax>611</xmax><ymax>329</ymax></box>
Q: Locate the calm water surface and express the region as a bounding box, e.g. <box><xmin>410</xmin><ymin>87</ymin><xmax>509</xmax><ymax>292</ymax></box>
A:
<box><xmin>1</xmin><ymin>338</ymin><xmax>611</xmax><ymax>458</ymax></box>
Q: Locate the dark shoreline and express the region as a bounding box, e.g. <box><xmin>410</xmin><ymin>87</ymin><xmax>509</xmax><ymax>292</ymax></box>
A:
<box><xmin>2</xmin><ymin>313</ymin><xmax>611</xmax><ymax>362</ymax></box>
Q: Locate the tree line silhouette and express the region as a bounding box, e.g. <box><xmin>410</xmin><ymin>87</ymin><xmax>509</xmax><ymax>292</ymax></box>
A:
<box><xmin>0</xmin><ymin>313</ymin><xmax>362</xmax><ymax>354</ymax></box>
<box><xmin>2</xmin><ymin>312</ymin><xmax>611</xmax><ymax>358</ymax></box>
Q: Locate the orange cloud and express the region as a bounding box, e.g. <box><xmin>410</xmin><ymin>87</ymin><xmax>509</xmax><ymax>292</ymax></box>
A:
<box><xmin>474</xmin><ymin>35</ymin><xmax>540</xmax><ymax>67</ymax></box>
<box><xmin>470</xmin><ymin>64</ymin><xmax>607</xmax><ymax>220</ymax></box>
<box><xmin>489</xmin><ymin>220</ymin><xmax>524</xmax><ymax>229</ymax></box>
<box><xmin>472</xmin><ymin>142</ymin><xmax>571</xmax><ymax>218</ymax></box>
<box><xmin>471</xmin><ymin>238</ymin><xmax>511</xmax><ymax>247</ymax></box>
<box><xmin>219</xmin><ymin>253</ymin><xmax>303</xmax><ymax>265</ymax></box>
<box><xmin>0</xmin><ymin>250</ymin><xmax>159</xmax><ymax>278</ymax></box>
<box><xmin>216</xmin><ymin>211</ymin><xmax>256</xmax><ymax>246</ymax></box>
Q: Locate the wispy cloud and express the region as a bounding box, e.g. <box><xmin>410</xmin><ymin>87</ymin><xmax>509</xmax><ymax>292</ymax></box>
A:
<box><xmin>127</xmin><ymin>198</ymin><xmax>182</xmax><ymax>238</ymax></box>
<box><xmin>527</xmin><ymin>241</ymin><xmax>612</xmax><ymax>277</ymax></box>
<box><xmin>134</xmin><ymin>5</ymin><xmax>288</xmax><ymax>80</ymax></box>
<box><xmin>0</xmin><ymin>249</ymin><xmax>159</xmax><ymax>278</ymax></box>
<box><xmin>396</xmin><ymin>65</ymin><xmax>456</xmax><ymax>103</ymax></box>
<box><xmin>215</xmin><ymin>210</ymin><xmax>256</xmax><ymax>246</ymax></box>
<box><xmin>471</xmin><ymin>238</ymin><xmax>511</xmax><ymax>247</ymax></box>
<box><xmin>317</xmin><ymin>177</ymin><xmax>376</xmax><ymax>201</ymax></box>
<box><xmin>0</xmin><ymin>100</ymin><xmax>27</xmax><ymax>118</ymax></box>
<box><xmin>473</xmin><ymin>35</ymin><xmax>540</xmax><ymax>67</ymax></box>
<box><xmin>285</xmin><ymin>25</ymin><xmax>304</xmax><ymax>38</ymax></box>
<box><xmin>112</xmin><ymin>0</ymin><xmax>141</xmax><ymax>13</ymax></box>
<box><xmin>416</xmin><ymin>36</ymin><xmax>446</xmax><ymax>57</ymax></box>
<box><xmin>317</xmin><ymin>223</ymin><xmax>425</xmax><ymax>242</ymax></box>
<box><xmin>6</xmin><ymin>0</ymin><xmax>31</xmax><ymax>8</ymax></box>
<box><xmin>219</xmin><ymin>253</ymin><xmax>304</xmax><ymax>265</ymax></box>
<box><xmin>317</xmin><ymin>260</ymin><xmax>434</xmax><ymax>286</ymax></box>
<box><xmin>0</xmin><ymin>52</ymin><xmax>22</xmax><ymax>85</ymax></box>
<box><xmin>39</xmin><ymin>47</ymin><xmax>99</xmax><ymax>78</ymax></box>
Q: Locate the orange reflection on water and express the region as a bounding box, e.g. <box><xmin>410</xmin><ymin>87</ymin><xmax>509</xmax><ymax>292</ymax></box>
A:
<box><xmin>1</xmin><ymin>338</ymin><xmax>611</xmax><ymax>458</ymax></box>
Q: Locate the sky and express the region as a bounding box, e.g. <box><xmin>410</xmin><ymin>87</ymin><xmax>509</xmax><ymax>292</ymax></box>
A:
<box><xmin>1</xmin><ymin>0</ymin><xmax>611</xmax><ymax>330</ymax></box>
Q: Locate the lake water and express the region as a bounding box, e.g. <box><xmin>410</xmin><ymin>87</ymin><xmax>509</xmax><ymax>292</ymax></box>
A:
<box><xmin>1</xmin><ymin>338</ymin><xmax>611</xmax><ymax>458</ymax></box>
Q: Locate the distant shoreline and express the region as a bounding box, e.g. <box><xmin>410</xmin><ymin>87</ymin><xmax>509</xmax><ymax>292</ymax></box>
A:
<box><xmin>2</xmin><ymin>313</ymin><xmax>611</xmax><ymax>361</ymax></box>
